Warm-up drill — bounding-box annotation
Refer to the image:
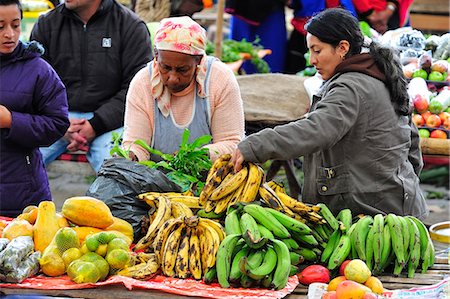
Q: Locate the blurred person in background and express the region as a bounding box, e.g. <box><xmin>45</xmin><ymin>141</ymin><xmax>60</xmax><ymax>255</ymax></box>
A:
<box><xmin>285</xmin><ymin>0</ymin><xmax>356</xmax><ymax>74</ymax></box>
<box><xmin>0</xmin><ymin>0</ymin><xmax>69</xmax><ymax>217</ymax></box>
<box><xmin>352</xmin><ymin>0</ymin><xmax>413</xmax><ymax>34</ymax></box>
<box><xmin>30</xmin><ymin>0</ymin><xmax>153</xmax><ymax>173</ymax></box>
<box><xmin>225</xmin><ymin>0</ymin><xmax>287</xmax><ymax>73</ymax></box>
<box><xmin>122</xmin><ymin>16</ymin><xmax>245</xmax><ymax>162</ymax></box>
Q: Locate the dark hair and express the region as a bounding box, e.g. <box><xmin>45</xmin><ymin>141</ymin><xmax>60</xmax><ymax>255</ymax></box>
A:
<box><xmin>306</xmin><ymin>8</ymin><xmax>410</xmax><ymax>116</ymax></box>
<box><xmin>0</xmin><ymin>0</ymin><xmax>23</xmax><ymax>19</ymax></box>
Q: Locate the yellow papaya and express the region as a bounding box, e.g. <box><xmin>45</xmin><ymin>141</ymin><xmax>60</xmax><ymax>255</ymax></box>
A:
<box><xmin>61</xmin><ymin>197</ymin><xmax>113</xmax><ymax>229</ymax></box>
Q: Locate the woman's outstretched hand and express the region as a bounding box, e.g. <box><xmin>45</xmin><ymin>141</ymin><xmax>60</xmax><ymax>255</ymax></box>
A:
<box><xmin>230</xmin><ymin>148</ymin><xmax>245</xmax><ymax>172</ymax></box>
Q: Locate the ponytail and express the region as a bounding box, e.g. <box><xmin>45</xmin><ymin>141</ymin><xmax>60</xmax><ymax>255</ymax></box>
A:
<box><xmin>369</xmin><ymin>42</ymin><xmax>410</xmax><ymax>116</ymax></box>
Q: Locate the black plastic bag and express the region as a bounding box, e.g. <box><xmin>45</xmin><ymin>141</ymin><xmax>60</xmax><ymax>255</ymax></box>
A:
<box><xmin>86</xmin><ymin>157</ymin><xmax>181</xmax><ymax>240</ymax></box>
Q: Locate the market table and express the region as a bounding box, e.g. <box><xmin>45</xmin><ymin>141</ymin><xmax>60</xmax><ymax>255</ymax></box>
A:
<box><xmin>1</xmin><ymin>244</ymin><xmax>448</xmax><ymax>299</ymax></box>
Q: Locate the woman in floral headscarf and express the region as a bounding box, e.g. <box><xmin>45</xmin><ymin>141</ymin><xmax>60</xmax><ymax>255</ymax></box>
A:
<box><xmin>122</xmin><ymin>16</ymin><xmax>245</xmax><ymax>162</ymax></box>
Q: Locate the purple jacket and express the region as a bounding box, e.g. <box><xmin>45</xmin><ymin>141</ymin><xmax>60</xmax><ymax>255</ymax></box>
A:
<box><xmin>0</xmin><ymin>41</ymin><xmax>69</xmax><ymax>217</ymax></box>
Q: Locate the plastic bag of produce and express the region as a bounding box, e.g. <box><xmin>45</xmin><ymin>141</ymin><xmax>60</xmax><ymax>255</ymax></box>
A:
<box><xmin>0</xmin><ymin>251</ymin><xmax>41</xmax><ymax>283</ymax></box>
<box><xmin>0</xmin><ymin>238</ymin><xmax>9</xmax><ymax>253</ymax></box>
<box><xmin>86</xmin><ymin>157</ymin><xmax>181</xmax><ymax>240</ymax></box>
<box><xmin>0</xmin><ymin>236</ymin><xmax>34</xmax><ymax>272</ymax></box>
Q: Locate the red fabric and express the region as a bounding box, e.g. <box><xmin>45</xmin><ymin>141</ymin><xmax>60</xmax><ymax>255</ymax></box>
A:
<box><xmin>0</xmin><ymin>274</ymin><xmax>299</xmax><ymax>299</ymax></box>
<box><xmin>325</xmin><ymin>0</ymin><xmax>340</xmax><ymax>8</ymax></box>
<box><xmin>0</xmin><ymin>216</ymin><xmax>299</xmax><ymax>299</ymax></box>
<box><xmin>57</xmin><ymin>153</ymin><xmax>89</xmax><ymax>163</ymax></box>
<box><xmin>352</xmin><ymin>0</ymin><xmax>413</xmax><ymax>27</ymax></box>
<box><xmin>291</xmin><ymin>17</ymin><xmax>310</xmax><ymax>36</ymax></box>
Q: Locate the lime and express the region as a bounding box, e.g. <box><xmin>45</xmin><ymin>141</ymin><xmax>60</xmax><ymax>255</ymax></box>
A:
<box><xmin>107</xmin><ymin>237</ymin><xmax>129</xmax><ymax>254</ymax></box>
<box><xmin>55</xmin><ymin>227</ymin><xmax>80</xmax><ymax>253</ymax></box>
<box><xmin>105</xmin><ymin>249</ymin><xmax>131</xmax><ymax>270</ymax></box>
<box><xmin>85</xmin><ymin>235</ymin><xmax>100</xmax><ymax>252</ymax></box>
<box><xmin>97</xmin><ymin>231</ymin><xmax>116</xmax><ymax>244</ymax></box>
<box><xmin>67</xmin><ymin>261</ymin><xmax>101</xmax><ymax>284</ymax></box>
<box><xmin>62</xmin><ymin>247</ymin><xmax>82</xmax><ymax>268</ymax></box>
<box><xmin>79</xmin><ymin>252</ymin><xmax>110</xmax><ymax>281</ymax></box>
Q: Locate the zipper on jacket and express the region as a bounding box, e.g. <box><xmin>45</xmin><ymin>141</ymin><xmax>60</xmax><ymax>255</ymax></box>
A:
<box><xmin>26</xmin><ymin>155</ymin><xmax>30</xmax><ymax>165</ymax></box>
<box><xmin>80</xmin><ymin>23</ymin><xmax>87</xmax><ymax>105</ymax></box>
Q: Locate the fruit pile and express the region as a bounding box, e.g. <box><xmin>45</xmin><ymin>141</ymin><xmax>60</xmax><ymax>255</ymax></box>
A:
<box><xmin>322</xmin><ymin>259</ymin><xmax>384</xmax><ymax>299</ymax></box>
<box><xmin>410</xmin><ymin>78</ymin><xmax>450</xmax><ymax>139</ymax></box>
<box><xmin>404</xmin><ymin>52</ymin><xmax>449</xmax><ymax>82</ymax></box>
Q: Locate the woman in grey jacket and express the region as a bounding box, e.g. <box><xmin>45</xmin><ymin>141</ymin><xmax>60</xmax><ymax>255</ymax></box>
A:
<box><xmin>232</xmin><ymin>8</ymin><xmax>428</xmax><ymax>219</ymax></box>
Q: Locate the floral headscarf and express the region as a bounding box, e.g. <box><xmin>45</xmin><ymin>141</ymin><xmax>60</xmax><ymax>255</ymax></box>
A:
<box><xmin>151</xmin><ymin>16</ymin><xmax>208</xmax><ymax>117</ymax></box>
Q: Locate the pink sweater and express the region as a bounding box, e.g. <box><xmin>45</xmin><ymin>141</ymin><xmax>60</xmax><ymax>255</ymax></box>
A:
<box><xmin>122</xmin><ymin>60</ymin><xmax>245</xmax><ymax>162</ymax></box>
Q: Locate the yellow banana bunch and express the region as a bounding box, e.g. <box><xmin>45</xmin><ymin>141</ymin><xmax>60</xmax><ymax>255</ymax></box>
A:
<box><xmin>134</xmin><ymin>191</ymin><xmax>197</xmax><ymax>253</ymax></box>
<box><xmin>117</xmin><ymin>253</ymin><xmax>160</xmax><ymax>280</ymax></box>
<box><xmin>134</xmin><ymin>195</ymin><xmax>172</xmax><ymax>252</ymax></box>
<box><xmin>201</xmin><ymin>159</ymin><xmax>264</xmax><ymax>215</ymax></box>
<box><xmin>139</xmin><ymin>191</ymin><xmax>200</xmax><ymax>209</ymax></box>
<box><xmin>152</xmin><ymin>215</ymin><xmax>225</xmax><ymax>280</ymax></box>
<box><xmin>263</xmin><ymin>181</ymin><xmax>325</xmax><ymax>225</ymax></box>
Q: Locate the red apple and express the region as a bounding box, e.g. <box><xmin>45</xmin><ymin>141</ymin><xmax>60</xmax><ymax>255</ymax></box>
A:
<box><xmin>430</xmin><ymin>130</ymin><xmax>447</xmax><ymax>139</ymax></box>
<box><xmin>438</xmin><ymin>111</ymin><xmax>450</xmax><ymax>124</ymax></box>
<box><xmin>431</xmin><ymin>60</ymin><xmax>448</xmax><ymax>74</ymax></box>
<box><xmin>413</xmin><ymin>95</ymin><xmax>429</xmax><ymax>113</ymax></box>
<box><xmin>426</xmin><ymin>114</ymin><xmax>442</xmax><ymax>128</ymax></box>
<box><xmin>339</xmin><ymin>260</ymin><xmax>352</xmax><ymax>276</ymax></box>
<box><xmin>443</xmin><ymin>117</ymin><xmax>450</xmax><ymax>130</ymax></box>
<box><xmin>412</xmin><ymin>114</ymin><xmax>425</xmax><ymax>127</ymax></box>
<box><xmin>421</xmin><ymin>111</ymin><xmax>432</xmax><ymax>122</ymax></box>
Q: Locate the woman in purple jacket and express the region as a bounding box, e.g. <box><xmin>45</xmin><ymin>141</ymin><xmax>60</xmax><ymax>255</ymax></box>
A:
<box><xmin>0</xmin><ymin>0</ymin><xmax>69</xmax><ymax>217</ymax></box>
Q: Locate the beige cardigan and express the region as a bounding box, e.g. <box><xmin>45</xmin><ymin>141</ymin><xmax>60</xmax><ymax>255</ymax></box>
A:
<box><xmin>122</xmin><ymin>60</ymin><xmax>245</xmax><ymax>162</ymax></box>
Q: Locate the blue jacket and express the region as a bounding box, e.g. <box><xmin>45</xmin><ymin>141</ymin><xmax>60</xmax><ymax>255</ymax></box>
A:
<box><xmin>291</xmin><ymin>0</ymin><xmax>356</xmax><ymax>18</ymax></box>
<box><xmin>0</xmin><ymin>41</ymin><xmax>69</xmax><ymax>217</ymax></box>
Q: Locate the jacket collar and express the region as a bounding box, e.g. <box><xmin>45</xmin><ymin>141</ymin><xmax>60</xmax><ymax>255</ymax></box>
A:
<box><xmin>60</xmin><ymin>0</ymin><xmax>113</xmax><ymax>22</ymax></box>
<box><xmin>0</xmin><ymin>41</ymin><xmax>43</xmax><ymax>66</ymax></box>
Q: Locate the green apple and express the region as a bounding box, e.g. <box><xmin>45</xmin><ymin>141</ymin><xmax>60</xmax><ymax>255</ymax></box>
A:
<box><xmin>429</xmin><ymin>100</ymin><xmax>444</xmax><ymax>114</ymax></box>
<box><xmin>428</xmin><ymin>71</ymin><xmax>445</xmax><ymax>82</ymax></box>
<box><xmin>418</xmin><ymin>128</ymin><xmax>430</xmax><ymax>138</ymax></box>
<box><xmin>412</xmin><ymin>69</ymin><xmax>428</xmax><ymax>80</ymax></box>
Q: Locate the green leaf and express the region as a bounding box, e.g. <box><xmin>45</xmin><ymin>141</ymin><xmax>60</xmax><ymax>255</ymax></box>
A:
<box><xmin>181</xmin><ymin>128</ymin><xmax>190</xmax><ymax>147</ymax></box>
<box><xmin>134</xmin><ymin>139</ymin><xmax>173</xmax><ymax>161</ymax></box>
<box><xmin>138</xmin><ymin>160</ymin><xmax>157</xmax><ymax>168</ymax></box>
<box><xmin>191</xmin><ymin>135</ymin><xmax>212</xmax><ymax>148</ymax></box>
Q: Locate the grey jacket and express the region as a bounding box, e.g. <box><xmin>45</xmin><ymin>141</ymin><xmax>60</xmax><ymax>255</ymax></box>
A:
<box><xmin>239</xmin><ymin>71</ymin><xmax>428</xmax><ymax>220</ymax></box>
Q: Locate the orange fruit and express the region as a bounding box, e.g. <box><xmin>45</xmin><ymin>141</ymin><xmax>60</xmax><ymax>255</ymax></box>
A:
<box><xmin>328</xmin><ymin>276</ymin><xmax>347</xmax><ymax>291</ymax></box>
<box><xmin>364</xmin><ymin>276</ymin><xmax>383</xmax><ymax>294</ymax></box>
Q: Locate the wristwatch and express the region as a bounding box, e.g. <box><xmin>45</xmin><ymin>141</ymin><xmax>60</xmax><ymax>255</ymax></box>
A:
<box><xmin>387</xmin><ymin>3</ymin><xmax>397</xmax><ymax>12</ymax></box>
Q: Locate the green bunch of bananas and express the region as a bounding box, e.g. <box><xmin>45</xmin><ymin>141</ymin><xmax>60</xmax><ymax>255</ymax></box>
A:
<box><xmin>319</xmin><ymin>207</ymin><xmax>435</xmax><ymax>278</ymax></box>
<box><xmin>347</xmin><ymin>213</ymin><xmax>435</xmax><ymax>278</ymax></box>
<box><xmin>209</xmin><ymin>204</ymin><xmax>321</xmax><ymax>290</ymax></box>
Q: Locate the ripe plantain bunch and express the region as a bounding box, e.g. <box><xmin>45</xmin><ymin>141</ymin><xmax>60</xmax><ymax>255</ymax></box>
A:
<box><xmin>134</xmin><ymin>193</ymin><xmax>197</xmax><ymax>252</ymax></box>
<box><xmin>262</xmin><ymin>181</ymin><xmax>327</xmax><ymax>227</ymax></box>
<box><xmin>208</xmin><ymin>203</ymin><xmax>321</xmax><ymax>290</ymax></box>
<box><xmin>319</xmin><ymin>207</ymin><xmax>435</xmax><ymax>278</ymax></box>
<box><xmin>198</xmin><ymin>154</ymin><xmax>265</xmax><ymax>216</ymax></box>
<box><xmin>154</xmin><ymin>216</ymin><xmax>225</xmax><ymax>280</ymax></box>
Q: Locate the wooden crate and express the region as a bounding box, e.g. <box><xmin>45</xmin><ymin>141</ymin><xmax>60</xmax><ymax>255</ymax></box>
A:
<box><xmin>409</xmin><ymin>0</ymin><xmax>449</xmax><ymax>33</ymax></box>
